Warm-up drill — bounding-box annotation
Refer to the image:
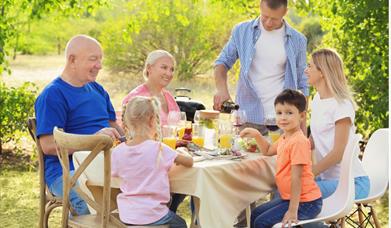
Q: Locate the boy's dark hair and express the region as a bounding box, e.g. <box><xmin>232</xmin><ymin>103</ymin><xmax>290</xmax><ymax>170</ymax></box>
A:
<box><xmin>274</xmin><ymin>89</ymin><xmax>306</xmax><ymax>112</ymax></box>
<box><xmin>261</xmin><ymin>0</ymin><xmax>288</xmax><ymax>9</ymax></box>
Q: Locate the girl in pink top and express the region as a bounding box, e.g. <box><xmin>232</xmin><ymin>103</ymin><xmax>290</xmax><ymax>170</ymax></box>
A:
<box><xmin>111</xmin><ymin>96</ymin><xmax>193</xmax><ymax>227</ymax></box>
<box><xmin>122</xmin><ymin>50</ymin><xmax>180</xmax><ymax>126</ymax></box>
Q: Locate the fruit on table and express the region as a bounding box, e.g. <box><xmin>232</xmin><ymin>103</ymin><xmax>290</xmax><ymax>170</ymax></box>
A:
<box><xmin>232</xmin><ymin>150</ymin><xmax>242</xmax><ymax>156</ymax></box>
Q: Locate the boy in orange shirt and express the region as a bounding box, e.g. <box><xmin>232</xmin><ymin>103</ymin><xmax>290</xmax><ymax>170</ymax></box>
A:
<box><xmin>240</xmin><ymin>89</ymin><xmax>322</xmax><ymax>228</ymax></box>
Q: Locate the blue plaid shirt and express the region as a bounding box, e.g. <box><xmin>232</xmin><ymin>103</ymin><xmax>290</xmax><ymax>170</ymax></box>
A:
<box><xmin>215</xmin><ymin>18</ymin><xmax>308</xmax><ymax>125</ymax></box>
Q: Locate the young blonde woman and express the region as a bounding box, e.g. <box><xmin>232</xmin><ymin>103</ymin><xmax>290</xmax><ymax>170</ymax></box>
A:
<box><xmin>305</xmin><ymin>48</ymin><xmax>369</xmax><ymax>200</ymax></box>
<box><xmin>122</xmin><ymin>50</ymin><xmax>180</xmax><ymax>125</ymax></box>
<box><xmin>112</xmin><ymin>96</ymin><xmax>193</xmax><ymax>227</ymax></box>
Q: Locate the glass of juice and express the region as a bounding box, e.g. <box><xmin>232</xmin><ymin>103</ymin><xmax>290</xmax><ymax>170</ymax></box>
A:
<box><xmin>162</xmin><ymin>125</ymin><xmax>177</xmax><ymax>149</ymax></box>
<box><xmin>218</xmin><ymin>121</ymin><xmax>233</xmax><ymax>149</ymax></box>
<box><xmin>191</xmin><ymin>123</ymin><xmax>204</xmax><ymax>147</ymax></box>
<box><xmin>269</xmin><ymin>131</ymin><xmax>281</xmax><ymax>143</ymax></box>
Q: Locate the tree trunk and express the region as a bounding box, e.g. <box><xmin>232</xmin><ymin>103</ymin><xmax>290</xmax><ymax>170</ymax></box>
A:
<box><xmin>13</xmin><ymin>34</ymin><xmax>19</xmax><ymax>60</ymax></box>
<box><xmin>57</xmin><ymin>37</ymin><xmax>61</xmax><ymax>55</ymax></box>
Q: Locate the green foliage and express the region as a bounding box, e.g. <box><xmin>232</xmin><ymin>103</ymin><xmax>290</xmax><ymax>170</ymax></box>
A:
<box><xmin>298</xmin><ymin>18</ymin><xmax>324</xmax><ymax>53</ymax></box>
<box><xmin>12</xmin><ymin>16</ymin><xmax>100</xmax><ymax>55</ymax></box>
<box><xmin>0</xmin><ymin>82</ymin><xmax>37</xmax><ymax>153</ymax></box>
<box><xmin>101</xmin><ymin>0</ymin><xmax>245</xmax><ymax>80</ymax></box>
<box><xmin>0</xmin><ymin>0</ymin><xmax>107</xmax><ymax>74</ymax></box>
<box><xmin>295</xmin><ymin>0</ymin><xmax>389</xmax><ymax>137</ymax></box>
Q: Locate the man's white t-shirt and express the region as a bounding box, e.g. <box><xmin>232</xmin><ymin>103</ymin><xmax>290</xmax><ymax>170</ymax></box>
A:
<box><xmin>248</xmin><ymin>21</ymin><xmax>286</xmax><ymax>119</ymax></box>
<box><xmin>310</xmin><ymin>93</ymin><xmax>367</xmax><ymax>180</ymax></box>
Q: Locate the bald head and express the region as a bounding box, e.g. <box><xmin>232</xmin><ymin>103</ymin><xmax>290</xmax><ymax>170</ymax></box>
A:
<box><xmin>65</xmin><ymin>35</ymin><xmax>102</xmax><ymax>60</ymax></box>
<box><xmin>62</xmin><ymin>34</ymin><xmax>103</xmax><ymax>86</ymax></box>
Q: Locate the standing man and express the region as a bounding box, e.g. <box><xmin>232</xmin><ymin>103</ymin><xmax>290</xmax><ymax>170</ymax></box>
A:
<box><xmin>35</xmin><ymin>34</ymin><xmax>124</xmax><ymax>215</ymax></box>
<box><xmin>214</xmin><ymin>0</ymin><xmax>308</xmax><ymax>136</ymax></box>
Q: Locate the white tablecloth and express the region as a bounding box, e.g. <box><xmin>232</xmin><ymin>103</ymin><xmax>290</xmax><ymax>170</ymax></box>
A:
<box><xmin>74</xmin><ymin>152</ymin><xmax>276</xmax><ymax>228</ymax></box>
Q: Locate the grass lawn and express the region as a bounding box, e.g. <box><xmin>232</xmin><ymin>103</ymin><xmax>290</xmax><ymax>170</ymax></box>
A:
<box><xmin>0</xmin><ymin>170</ymin><xmax>192</xmax><ymax>227</ymax></box>
<box><xmin>0</xmin><ymin>169</ymin><xmax>388</xmax><ymax>227</ymax></box>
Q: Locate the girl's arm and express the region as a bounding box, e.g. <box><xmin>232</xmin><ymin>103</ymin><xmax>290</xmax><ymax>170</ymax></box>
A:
<box><xmin>240</xmin><ymin>128</ymin><xmax>277</xmax><ymax>156</ymax></box>
<box><xmin>312</xmin><ymin>117</ymin><xmax>351</xmax><ymax>176</ymax></box>
<box><xmin>281</xmin><ymin>165</ymin><xmax>303</xmax><ymax>227</ymax></box>
<box><xmin>174</xmin><ymin>154</ymin><xmax>194</xmax><ymax>167</ymax></box>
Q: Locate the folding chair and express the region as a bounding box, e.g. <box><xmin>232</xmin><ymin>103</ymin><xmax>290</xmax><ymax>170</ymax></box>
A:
<box><xmin>345</xmin><ymin>129</ymin><xmax>389</xmax><ymax>228</ymax></box>
<box><xmin>272</xmin><ymin>134</ymin><xmax>361</xmax><ymax>227</ymax></box>
<box><xmin>27</xmin><ymin>117</ymin><xmax>63</xmax><ymax>228</ymax></box>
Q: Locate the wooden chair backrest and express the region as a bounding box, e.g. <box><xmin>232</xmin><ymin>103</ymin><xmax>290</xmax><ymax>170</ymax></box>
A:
<box><xmin>27</xmin><ymin>117</ymin><xmax>49</xmax><ymax>227</ymax></box>
<box><xmin>53</xmin><ymin>127</ymin><xmax>114</xmax><ymax>228</ymax></box>
<box><xmin>27</xmin><ymin>118</ymin><xmax>45</xmax><ymax>187</ymax></box>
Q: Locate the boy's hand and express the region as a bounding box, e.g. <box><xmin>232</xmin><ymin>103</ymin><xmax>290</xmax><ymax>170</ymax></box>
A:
<box><xmin>281</xmin><ymin>209</ymin><xmax>298</xmax><ymax>228</ymax></box>
<box><xmin>239</xmin><ymin>127</ymin><xmax>261</xmax><ymax>139</ymax></box>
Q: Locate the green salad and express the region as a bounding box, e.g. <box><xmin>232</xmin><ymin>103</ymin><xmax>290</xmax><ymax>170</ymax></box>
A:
<box><xmin>238</xmin><ymin>138</ymin><xmax>259</xmax><ymax>153</ymax></box>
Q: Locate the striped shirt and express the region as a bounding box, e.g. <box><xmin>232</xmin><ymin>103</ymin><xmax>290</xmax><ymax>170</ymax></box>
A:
<box><xmin>215</xmin><ymin>17</ymin><xmax>308</xmax><ymax>124</ymax></box>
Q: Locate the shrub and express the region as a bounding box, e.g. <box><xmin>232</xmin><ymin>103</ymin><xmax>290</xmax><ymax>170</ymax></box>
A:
<box><xmin>0</xmin><ymin>82</ymin><xmax>37</xmax><ymax>153</ymax></box>
<box><xmin>101</xmin><ymin>0</ymin><xmax>245</xmax><ymax>80</ymax></box>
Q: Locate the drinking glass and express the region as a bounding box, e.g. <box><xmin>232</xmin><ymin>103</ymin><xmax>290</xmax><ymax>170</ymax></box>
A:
<box><xmin>193</xmin><ymin>110</ymin><xmax>201</xmax><ymax>123</ymax></box>
<box><xmin>191</xmin><ymin>123</ymin><xmax>204</xmax><ymax>147</ymax></box>
<box><xmin>162</xmin><ymin>125</ymin><xmax>177</xmax><ymax>149</ymax></box>
<box><xmin>231</xmin><ymin>109</ymin><xmax>247</xmax><ymax>135</ymax></box>
<box><xmin>177</xmin><ymin>112</ymin><xmax>188</xmax><ymax>139</ymax></box>
<box><xmin>180</xmin><ymin>111</ymin><xmax>187</xmax><ymax>122</ymax></box>
<box><xmin>167</xmin><ymin>111</ymin><xmax>181</xmax><ymax>126</ymax></box>
<box><xmin>218</xmin><ymin>121</ymin><xmax>233</xmax><ymax>149</ymax></box>
<box><xmin>264</xmin><ymin>114</ymin><xmax>280</xmax><ymax>143</ymax></box>
<box><xmin>264</xmin><ymin>114</ymin><xmax>279</xmax><ymax>131</ymax></box>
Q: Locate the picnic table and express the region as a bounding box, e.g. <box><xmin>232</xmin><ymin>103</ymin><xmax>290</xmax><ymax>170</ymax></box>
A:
<box><xmin>74</xmin><ymin>150</ymin><xmax>276</xmax><ymax>228</ymax></box>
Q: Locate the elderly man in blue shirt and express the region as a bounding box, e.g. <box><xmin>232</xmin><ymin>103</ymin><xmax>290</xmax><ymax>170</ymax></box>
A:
<box><xmin>214</xmin><ymin>0</ymin><xmax>308</xmax><ymax>137</ymax></box>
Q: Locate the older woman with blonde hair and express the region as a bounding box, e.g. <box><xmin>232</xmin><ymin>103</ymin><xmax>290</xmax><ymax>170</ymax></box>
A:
<box><xmin>122</xmin><ymin>50</ymin><xmax>185</xmax><ymax>213</ymax></box>
<box><xmin>122</xmin><ymin>50</ymin><xmax>180</xmax><ymax>125</ymax></box>
<box><xmin>305</xmin><ymin>48</ymin><xmax>369</xmax><ymax>200</ymax></box>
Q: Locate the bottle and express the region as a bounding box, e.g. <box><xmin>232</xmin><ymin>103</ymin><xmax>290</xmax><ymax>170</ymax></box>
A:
<box><xmin>220</xmin><ymin>100</ymin><xmax>239</xmax><ymax>114</ymax></box>
<box><xmin>182</xmin><ymin>127</ymin><xmax>192</xmax><ymax>141</ymax></box>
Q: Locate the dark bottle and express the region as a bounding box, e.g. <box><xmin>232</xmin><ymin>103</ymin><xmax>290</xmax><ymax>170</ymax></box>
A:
<box><xmin>182</xmin><ymin>127</ymin><xmax>192</xmax><ymax>141</ymax></box>
<box><xmin>221</xmin><ymin>100</ymin><xmax>240</xmax><ymax>114</ymax></box>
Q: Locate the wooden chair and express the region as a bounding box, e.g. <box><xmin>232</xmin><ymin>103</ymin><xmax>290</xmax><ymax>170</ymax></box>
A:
<box><xmin>27</xmin><ymin>117</ymin><xmax>63</xmax><ymax>228</ymax></box>
<box><xmin>53</xmin><ymin>126</ymin><xmax>124</xmax><ymax>227</ymax></box>
<box><xmin>53</xmin><ymin>127</ymin><xmax>168</xmax><ymax>228</ymax></box>
<box><xmin>72</xmin><ymin>152</ymin><xmax>168</xmax><ymax>228</ymax></box>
